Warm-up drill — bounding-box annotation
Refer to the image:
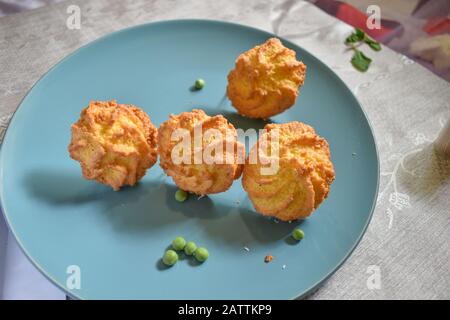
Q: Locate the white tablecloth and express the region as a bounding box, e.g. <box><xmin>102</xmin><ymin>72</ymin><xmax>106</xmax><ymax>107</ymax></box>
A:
<box><xmin>0</xmin><ymin>0</ymin><xmax>449</xmax><ymax>299</ymax></box>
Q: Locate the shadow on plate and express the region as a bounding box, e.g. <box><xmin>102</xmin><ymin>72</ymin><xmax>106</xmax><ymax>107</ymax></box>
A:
<box><xmin>239</xmin><ymin>203</ymin><xmax>303</xmax><ymax>244</ymax></box>
<box><xmin>24</xmin><ymin>168</ymin><xmax>301</xmax><ymax>245</ymax></box>
<box><xmin>204</xmin><ymin>109</ymin><xmax>273</xmax><ymax>132</ymax></box>
<box><xmin>24</xmin><ymin>169</ymin><xmax>109</xmax><ymax>205</ymax></box>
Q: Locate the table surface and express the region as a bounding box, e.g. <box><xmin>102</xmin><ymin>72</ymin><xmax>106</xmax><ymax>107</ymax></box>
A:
<box><xmin>0</xmin><ymin>0</ymin><xmax>449</xmax><ymax>300</ymax></box>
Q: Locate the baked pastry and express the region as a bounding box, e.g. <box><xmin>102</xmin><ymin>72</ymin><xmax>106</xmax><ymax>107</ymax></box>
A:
<box><xmin>242</xmin><ymin>122</ymin><xmax>334</xmax><ymax>221</ymax></box>
<box><xmin>69</xmin><ymin>100</ymin><xmax>158</xmax><ymax>191</ymax></box>
<box><xmin>158</xmin><ymin>109</ymin><xmax>244</xmax><ymax>195</ymax></box>
<box><xmin>227</xmin><ymin>38</ymin><xmax>306</xmax><ymax>119</ymax></box>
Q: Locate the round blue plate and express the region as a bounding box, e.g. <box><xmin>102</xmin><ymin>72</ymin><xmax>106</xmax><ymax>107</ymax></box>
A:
<box><xmin>0</xmin><ymin>20</ymin><xmax>378</xmax><ymax>299</ymax></box>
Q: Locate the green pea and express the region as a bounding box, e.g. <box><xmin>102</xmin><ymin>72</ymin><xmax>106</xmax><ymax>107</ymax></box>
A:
<box><xmin>292</xmin><ymin>228</ymin><xmax>304</xmax><ymax>241</ymax></box>
<box><xmin>172</xmin><ymin>236</ymin><xmax>186</xmax><ymax>251</ymax></box>
<box><xmin>194</xmin><ymin>78</ymin><xmax>205</xmax><ymax>90</ymax></box>
<box><xmin>175</xmin><ymin>189</ymin><xmax>188</xmax><ymax>202</ymax></box>
<box><xmin>194</xmin><ymin>247</ymin><xmax>209</xmax><ymax>262</ymax></box>
<box><xmin>162</xmin><ymin>250</ymin><xmax>178</xmax><ymax>266</ymax></box>
<box><xmin>184</xmin><ymin>241</ymin><xmax>197</xmax><ymax>255</ymax></box>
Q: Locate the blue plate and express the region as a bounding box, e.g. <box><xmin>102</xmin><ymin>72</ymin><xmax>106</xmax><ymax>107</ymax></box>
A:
<box><xmin>0</xmin><ymin>20</ymin><xmax>378</xmax><ymax>299</ymax></box>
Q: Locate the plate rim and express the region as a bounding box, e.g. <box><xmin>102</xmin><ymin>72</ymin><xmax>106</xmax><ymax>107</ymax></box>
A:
<box><xmin>0</xmin><ymin>18</ymin><xmax>380</xmax><ymax>300</ymax></box>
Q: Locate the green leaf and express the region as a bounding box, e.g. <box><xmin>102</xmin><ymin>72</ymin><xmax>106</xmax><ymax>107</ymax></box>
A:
<box><xmin>351</xmin><ymin>49</ymin><xmax>372</xmax><ymax>72</ymax></box>
<box><xmin>365</xmin><ymin>38</ymin><xmax>382</xmax><ymax>51</ymax></box>
<box><xmin>345</xmin><ymin>33</ymin><xmax>360</xmax><ymax>44</ymax></box>
<box><xmin>345</xmin><ymin>28</ymin><xmax>379</xmax><ymax>71</ymax></box>
<box><xmin>345</xmin><ymin>28</ymin><xmax>366</xmax><ymax>45</ymax></box>
<box><xmin>355</xmin><ymin>28</ymin><xmax>365</xmax><ymax>40</ymax></box>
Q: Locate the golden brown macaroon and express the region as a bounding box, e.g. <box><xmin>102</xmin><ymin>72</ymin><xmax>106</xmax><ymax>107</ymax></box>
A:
<box><xmin>69</xmin><ymin>100</ymin><xmax>158</xmax><ymax>191</ymax></box>
<box><xmin>227</xmin><ymin>38</ymin><xmax>306</xmax><ymax>119</ymax></box>
<box><xmin>242</xmin><ymin>122</ymin><xmax>335</xmax><ymax>221</ymax></box>
<box><xmin>158</xmin><ymin>109</ymin><xmax>244</xmax><ymax>195</ymax></box>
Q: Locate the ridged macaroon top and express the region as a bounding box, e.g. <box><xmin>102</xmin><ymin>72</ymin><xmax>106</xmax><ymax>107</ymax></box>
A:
<box><xmin>69</xmin><ymin>100</ymin><xmax>158</xmax><ymax>191</ymax></box>
<box><xmin>243</xmin><ymin>122</ymin><xmax>335</xmax><ymax>221</ymax></box>
<box><xmin>158</xmin><ymin>109</ymin><xmax>244</xmax><ymax>195</ymax></box>
<box><xmin>227</xmin><ymin>38</ymin><xmax>306</xmax><ymax>119</ymax></box>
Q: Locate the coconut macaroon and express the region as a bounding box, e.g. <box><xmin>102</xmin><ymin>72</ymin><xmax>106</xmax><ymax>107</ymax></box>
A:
<box><xmin>227</xmin><ymin>38</ymin><xmax>306</xmax><ymax>119</ymax></box>
<box><xmin>242</xmin><ymin>122</ymin><xmax>335</xmax><ymax>221</ymax></box>
<box><xmin>69</xmin><ymin>100</ymin><xmax>158</xmax><ymax>191</ymax></box>
<box><xmin>158</xmin><ymin>109</ymin><xmax>244</xmax><ymax>195</ymax></box>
